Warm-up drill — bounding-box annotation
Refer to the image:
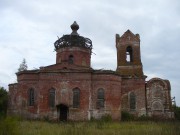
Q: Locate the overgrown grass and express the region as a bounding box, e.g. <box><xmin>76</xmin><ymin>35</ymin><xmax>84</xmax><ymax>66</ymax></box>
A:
<box><xmin>0</xmin><ymin>117</ymin><xmax>180</xmax><ymax>135</ymax></box>
<box><xmin>0</xmin><ymin>117</ymin><xmax>20</xmax><ymax>135</ymax></box>
<box><xmin>17</xmin><ymin>120</ymin><xmax>180</xmax><ymax>135</ymax></box>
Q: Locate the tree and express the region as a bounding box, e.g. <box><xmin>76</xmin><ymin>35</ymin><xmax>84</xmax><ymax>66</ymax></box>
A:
<box><xmin>18</xmin><ymin>58</ymin><xmax>28</xmax><ymax>72</ymax></box>
<box><xmin>173</xmin><ymin>105</ymin><xmax>180</xmax><ymax>120</ymax></box>
<box><xmin>0</xmin><ymin>87</ymin><xmax>8</xmax><ymax>117</ymax></box>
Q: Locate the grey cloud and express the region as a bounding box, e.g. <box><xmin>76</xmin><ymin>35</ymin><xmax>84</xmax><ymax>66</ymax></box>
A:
<box><xmin>0</xmin><ymin>0</ymin><xmax>180</xmax><ymax>105</ymax></box>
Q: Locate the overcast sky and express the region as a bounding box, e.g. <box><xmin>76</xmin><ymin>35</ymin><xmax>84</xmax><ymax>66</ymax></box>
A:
<box><xmin>0</xmin><ymin>0</ymin><xmax>180</xmax><ymax>105</ymax></box>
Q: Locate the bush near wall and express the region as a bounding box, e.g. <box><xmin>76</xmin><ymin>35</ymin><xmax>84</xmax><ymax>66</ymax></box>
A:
<box><xmin>121</xmin><ymin>111</ymin><xmax>135</xmax><ymax>121</ymax></box>
<box><xmin>174</xmin><ymin>105</ymin><xmax>180</xmax><ymax>120</ymax></box>
<box><xmin>0</xmin><ymin>87</ymin><xmax>8</xmax><ymax>118</ymax></box>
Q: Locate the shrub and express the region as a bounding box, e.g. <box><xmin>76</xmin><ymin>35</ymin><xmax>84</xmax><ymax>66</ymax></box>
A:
<box><xmin>100</xmin><ymin>114</ymin><xmax>112</xmax><ymax>122</ymax></box>
<box><xmin>137</xmin><ymin>115</ymin><xmax>152</xmax><ymax>121</ymax></box>
<box><xmin>0</xmin><ymin>87</ymin><xmax>8</xmax><ymax>118</ymax></box>
<box><xmin>90</xmin><ymin>116</ymin><xmax>96</xmax><ymax>122</ymax></box>
<box><xmin>121</xmin><ymin>111</ymin><xmax>134</xmax><ymax>121</ymax></box>
<box><xmin>174</xmin><ymin>105</ymin><xmax>180</xmax><ymax>120</ymax></box>
<box><xmin>43</xmin><ymin>115</ymin><xmax>50</xmax><ymax>122</ymax></box>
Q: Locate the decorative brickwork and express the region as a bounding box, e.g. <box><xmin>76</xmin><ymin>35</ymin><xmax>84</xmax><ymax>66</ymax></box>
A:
<box><xmin>146</xmin><ymin>78</ymin><xmax>173</xmax><ymax>118</ymax></box>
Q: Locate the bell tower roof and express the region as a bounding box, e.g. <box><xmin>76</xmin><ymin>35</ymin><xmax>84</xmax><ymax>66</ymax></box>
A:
<box><xmin>54</xmin><ymin>21</ymin><xmax>92</xmax><ymax>51</ymax></box>
<box><xmin>119</xmin><ymin>29</ymin><xmax>140</xmax><ymax>42</ymax></box>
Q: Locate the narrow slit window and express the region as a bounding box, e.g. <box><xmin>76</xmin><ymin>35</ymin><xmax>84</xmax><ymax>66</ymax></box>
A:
<box><xmin>97</xmin><ymin>88</ymin><xmax>104</xmax><ymax>108</ymax></box>
<box><xmin>69</xmin><ymin>55</ymin><xmax>74</xmax><ymax>64</ymax></box>
<box><xmin>29</xmin><ymin>88</ymin><xmax>34</xmax><ymax>106</ymax></box>
<box><xmin>49</xmin><ymin>88</ymin><xmax>55</xmax><ymax>108</ymax></box>
<box><xmin>130</xmin><ymin>92</ymin><xmax>136</xmax><ymax>110</ymax></box>
<box><xmin>73</xmin><ymin>88</ymin><xmax>80</xmax><ymax>108</ymax></box>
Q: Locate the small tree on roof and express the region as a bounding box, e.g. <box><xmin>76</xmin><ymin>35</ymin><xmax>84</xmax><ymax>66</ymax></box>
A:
<box><xmin>18</xmin><ymin>58</ymin><xmax>28</xmax><ymax>72</ymax></box>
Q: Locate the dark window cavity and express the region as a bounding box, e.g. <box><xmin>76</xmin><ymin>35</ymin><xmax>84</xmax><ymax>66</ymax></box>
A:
<box><xmin>29</xmin><ymin>88</ymin><xmax>34</xmax><ymax>106</ymax></box>
<box><xmin>73</xmin><ymin>88</ymin><xmax>80</xmax><ymax>108</ymax></box>
<box><xmin>126</xmin><ymin>46</ymin><xmax>133</xmax><ymax>62</ymax></box>
<box><xmin>97</xmin><ymin>88</ymin><xmax>105</xmax><ymax>108</ymax></box>
<box><xmin>68</xmin><ymin>55</ymin><xmax>74</xmax><ymax>64</ymax></box>
<box><xmin>49</xmin><ymin>88</ymin><xmax>55</xmax><ymax>108</ymax></box>
<box><xmin>130</xmin><ymin>92</ymin><xmax>136</xmax><ymax>110</ymax></box>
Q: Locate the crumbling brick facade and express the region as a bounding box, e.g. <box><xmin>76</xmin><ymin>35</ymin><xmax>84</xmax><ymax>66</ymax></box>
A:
<box><xmin>146</xmin><ymin>78</ymin><xmax>173</xmax><ymax>118</ymax></box>
<box><xmin>8</xmin><ymin>22</ymin><xmax>173</xmax><ymax>121</ymax></box>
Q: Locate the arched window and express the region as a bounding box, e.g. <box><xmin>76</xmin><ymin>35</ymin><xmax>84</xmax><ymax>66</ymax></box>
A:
<box><xmin>49</xmin><ymin>88</ymin><xmax>55</xmax><ymax>108</ymax></box>
<box><xmin>97</xmin><ymin>88</ymin><xmax>105</xmax><ymax>108</ymax></box>
<box><xmin>130</xmin><ymin>92</ymin><xmax>136</xmax><ymax>110</ymax></box>
<box><xmin>126</xmin><ymin>46</ymin><xmax>133</xmax><ymax>62</ymax></box>
<box><xmin>73</xmin><ymin>88</ymin><xmax>80</xmax><ymax>108</ymax></box>
<box><xmin>152</xmin><ymin>101</ymin><xmax>163</xmax><ymax>111</ymax></box>
<box><xmin>68</xmin><ymin>55</ymin><xmax>74</xmax><ymax>64</ymax></box>
<box><xmin>28</xmin><ymin>88</ymin><xmax>34</xmax><ymax>106</ymax></box>
<box><xmin>82</xmin><ymin>57</ymin><xmax>86</xmax><ymax>66</ymax></box>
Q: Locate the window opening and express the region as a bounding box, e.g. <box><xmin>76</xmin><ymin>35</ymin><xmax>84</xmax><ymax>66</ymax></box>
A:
<box><xmin>73</xmin><ymin>88</ymin><xmax>80</xmax><ymax>108</ymax></box>
<box><xmin>68</xmin><ymin>55</ymin><xmax>74</xmax><ymax>64</ymax></box>
<box><xmin>130</xmin><ymin>92</ymin><xmax>136</xmax><ymax>110</ymax></box>
<box><xmin>97</xmin><ymin>88</ymin><xmax>104</xmax><ymax>108</ymax></box>
<box><xmin>29</xmin><ymin>88</ymin><xmax>34</xmax><ymax>106</ymax></box>
<box><xmin>126</xmin><ymin>46</ymin><xmax>133</xmax><ymax>62</ymax></box>
<box><xmin>49</xmin><ymin>88</ymin><xmax>55</xmax><ymax>108</ymax></box>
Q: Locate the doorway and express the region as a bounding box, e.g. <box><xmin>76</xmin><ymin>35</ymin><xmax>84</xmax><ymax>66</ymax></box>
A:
<box><xmin>57</xmin><ymin>104</ymin><xmax>69</xmax><ymax>121</ymax></box>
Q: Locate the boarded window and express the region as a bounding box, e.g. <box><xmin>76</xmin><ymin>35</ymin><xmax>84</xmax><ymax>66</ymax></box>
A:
<box><xmin>49</xmin><ymin>88</ymin><xmax>55</xmax><ymax>108</ymax></box>
<box><xmin>130</xmin><ymin>92</ymin><xmax>136</xmax><ymax>110</ymax></box>
<box><xmin>68</xmin><ymin>55</ymin><xmax>74</xmax><ymax>64</ymax></box>
<box><xmin>29</xmin><ymin>88</ymin><xmax>34</xmax><ymax>106</ymax></box>
<box><xmin>126</xmin><ymin>46</ymin><xmax>133</xmax><ymax>62</ymax></box>
<box><xmin>73</xmin><ymin>88</ymin><xmax>80</xmax><ymax>108</ymax></box>
<box><xmin>97</xmin><ymin>88</ymin><xmax>105</xmax><ymax>108</ymax></box>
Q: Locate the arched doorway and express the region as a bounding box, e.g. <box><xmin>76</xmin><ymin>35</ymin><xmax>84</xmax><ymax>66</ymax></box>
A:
<box><xmin>57</xmin><ymin>104</ymin><xmax>69</xmax><ymax>121</ymax></box>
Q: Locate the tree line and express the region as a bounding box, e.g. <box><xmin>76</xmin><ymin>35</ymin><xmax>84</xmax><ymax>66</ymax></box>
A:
<box><xmin>0</xmin><ymin>87</ymin><xmax>8</xmax><ymax>118</ymax></box>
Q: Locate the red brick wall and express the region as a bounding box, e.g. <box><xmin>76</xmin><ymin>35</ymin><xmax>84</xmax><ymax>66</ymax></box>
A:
<box><xmin>91</xmin><ymin>73</ymin><xmax>121</xmax><ymax>120</ymax></box>
<box><xmin>56</xmin><ymin>47</ymin><xmax>91</xmax><ymax>68</ymax></box>
<box><xmin>121</xmin><ymin>77</ymin><xmax>146</xmax><ymax>116</ymax></box>
<box><xmin>8</xmin><ymin>70</ymin><xmax>122</xmax><ymax>121</ymax></box>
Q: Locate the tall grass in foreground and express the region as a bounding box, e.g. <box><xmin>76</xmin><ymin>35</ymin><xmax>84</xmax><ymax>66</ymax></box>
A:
<box><xmin>0</xmin><ymin>117</ymin><xmax>179</xmax><ymax>135</ymax></box>
<box><xmin>0</xmin><ymin>117</ymin><xmax>19</xmax><ymax>135</ymax></box>
<box><xmin>17</xmin><ymin>120</ymin><xmax>180</xmax><ymax>135</ymax></box>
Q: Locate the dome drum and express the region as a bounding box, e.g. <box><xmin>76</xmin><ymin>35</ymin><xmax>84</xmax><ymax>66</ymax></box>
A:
<box><xmin>54</xmin><ymin>21</ymin><xmax>92</xmax><ymax>51</ymax></box>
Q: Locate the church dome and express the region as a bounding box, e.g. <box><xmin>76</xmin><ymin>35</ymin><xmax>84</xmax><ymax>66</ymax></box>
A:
<box><xmin>54</xmin><ymin>21</ymin><xmax>92</xmax><ymax>50</ymax></box>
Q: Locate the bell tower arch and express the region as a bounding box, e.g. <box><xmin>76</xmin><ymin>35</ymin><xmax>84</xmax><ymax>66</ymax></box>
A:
<box><xmin>116</xmin><ymin>30</ymin><xmax>143</xmax><ymax>77</ymax></box>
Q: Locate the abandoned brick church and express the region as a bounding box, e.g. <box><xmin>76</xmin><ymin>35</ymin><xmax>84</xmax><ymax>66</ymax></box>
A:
<box><xmin>8</xmin><ymin>22</ymin><xmax>173</xmax><ymax>121</ymax></box>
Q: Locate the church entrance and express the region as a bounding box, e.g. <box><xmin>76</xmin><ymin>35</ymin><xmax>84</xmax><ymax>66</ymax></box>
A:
<box><xmin>57</xmin><ymin>104</ymin><xmax>69</xmax><ymax>121</ymax></box>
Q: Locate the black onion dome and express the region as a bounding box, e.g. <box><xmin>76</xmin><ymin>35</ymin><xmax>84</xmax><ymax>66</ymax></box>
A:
<box><xmin>54</xmin><ymin>21</ymin><xmax>92</xmax><ymax>50</ymax></box>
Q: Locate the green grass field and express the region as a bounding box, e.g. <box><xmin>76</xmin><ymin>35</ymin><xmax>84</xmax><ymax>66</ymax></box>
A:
<box><xmin>0</xmin><ymin>118</ymin><xmax>180</xmax><ymax>135</ymax></box>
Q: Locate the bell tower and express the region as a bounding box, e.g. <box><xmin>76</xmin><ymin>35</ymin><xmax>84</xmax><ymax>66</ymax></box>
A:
<box><xmin>116</xmin><ymin>30</ymin><xmax>144</xmax><ymax>77</ymax></box>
